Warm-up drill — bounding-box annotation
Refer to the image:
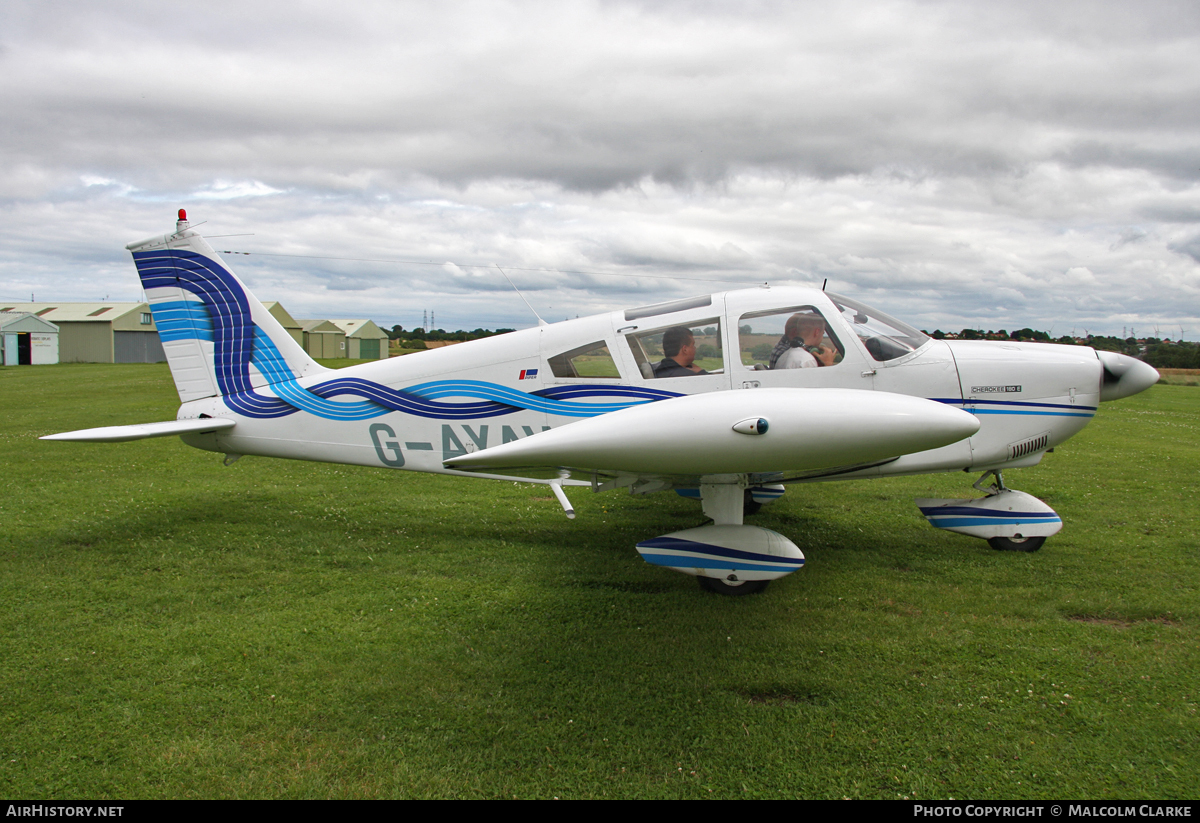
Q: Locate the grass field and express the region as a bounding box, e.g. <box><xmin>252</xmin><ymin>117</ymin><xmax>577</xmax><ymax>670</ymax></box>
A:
<box><xmin>1158</xmin><ymin>369</ymin><xmax>1200</xmax><ymax>386</ymax></box>
<box><xmin>1</xmin><ymin>363</ymin><xmax>1197</xmax><ymax>799</ymax></box>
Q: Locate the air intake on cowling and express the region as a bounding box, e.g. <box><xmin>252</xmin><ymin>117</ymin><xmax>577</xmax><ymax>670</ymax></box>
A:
<box><xmin>1008</xmin><ymin>432</ymin><xmax>1050</xmax><ymax>461</ymax></box>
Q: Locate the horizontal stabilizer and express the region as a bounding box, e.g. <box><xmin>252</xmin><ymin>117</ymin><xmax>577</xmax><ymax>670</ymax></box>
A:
<box><xmin>41</xmin><ymin>418</ymin><xmax>236</xmax><ymax>443</ymax></box>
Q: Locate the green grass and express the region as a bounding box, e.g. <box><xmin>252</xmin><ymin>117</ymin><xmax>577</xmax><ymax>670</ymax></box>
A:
<box><xmin>1158</xmin><ymin>370</ymin><xmax>1200</xmax><ymax>387</ymax></box>
<box><xmin>1</xmin><ymin>364</ymin><xmax>1197</xmax><ymax>798</ymax></box>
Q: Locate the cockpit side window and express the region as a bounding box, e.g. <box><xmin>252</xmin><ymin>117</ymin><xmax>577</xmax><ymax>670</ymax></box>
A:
<box><xmin>547</xmin><ymin>341</ymin><xmax>621</xmax><ymax>379</ymax></box>
<box><xmin>737</xmin><ymin>306</ymin><xmax>844</xmax><ymax>370</ymax></box>
<box><xmin>825</xmin><ymin>293</ymin><xmax>930</xmax><ymax>362</ymax></box>
<box><xmin>626</xmin><ymin>318</ymin><xmax>723</xmax><ymax>379</ymax></box>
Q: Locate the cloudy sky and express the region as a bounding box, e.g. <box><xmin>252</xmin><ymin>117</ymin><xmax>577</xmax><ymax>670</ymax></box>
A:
<box><xmin>3</xmin><ymin>0</ymin><xmax>1199</xmax><ymax>337</ymax></box>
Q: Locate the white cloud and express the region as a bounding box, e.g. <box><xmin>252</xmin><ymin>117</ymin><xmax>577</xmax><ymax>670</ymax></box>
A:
<box><xmin>191</xmin><ymin>180</ymin><xmax>285</xmax><ymax>200</ymax></box>
<box><xmin>0</xmin><ymin>1</ymin><xmax>1198</xmax><ymax>335</ymax></box>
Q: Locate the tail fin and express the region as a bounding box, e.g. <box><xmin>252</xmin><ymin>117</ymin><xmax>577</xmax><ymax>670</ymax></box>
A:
<box><xmin>127</xmin><ymin>210</ymin><xmax>327</xmax><ymax>406</ymax></box>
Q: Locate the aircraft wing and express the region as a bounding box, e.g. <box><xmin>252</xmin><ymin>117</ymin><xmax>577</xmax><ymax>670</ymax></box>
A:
<box><xmin>444</xmin><ymin>388</ymin><xmax>979</xmax><ymax>478</ymax></box>
<box><xmin>41</xmin><ymin>418</ymin><xmax>236</xmax><ymax>443</ymax></box>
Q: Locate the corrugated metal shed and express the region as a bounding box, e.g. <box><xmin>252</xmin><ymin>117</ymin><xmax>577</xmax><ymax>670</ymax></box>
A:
<box><xmin>327</xmin><ymin>319</ymin><xmax>390</xmax><ymax>360</ymax></box>
<box><xmin>262</xmin><ymin>302</ymin><xmax>304</xmax><ymax>348</ymax></box>
<box><xmin>0</xmin><ymin>302</ymin><xmax>161</xmax><ymax>363</ymax></box>
<box><xmin>0</xmin><ymin>312</ymin><xmax>60</xmax><ymax>365</ymax></box>
<box><xmin>300</xmin><ymin>319</ymin><xmax>346</xmax><ymax>358</ymax></box>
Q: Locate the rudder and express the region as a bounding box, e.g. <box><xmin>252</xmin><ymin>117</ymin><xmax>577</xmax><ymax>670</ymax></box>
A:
<box><xmin>127</xmin><ymin>211</ymin><xmax>327</xmax><ymax>405</ymax></box>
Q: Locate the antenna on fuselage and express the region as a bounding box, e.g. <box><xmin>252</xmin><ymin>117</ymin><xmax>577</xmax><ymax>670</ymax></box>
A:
<box><xmin>495</xmin><ymin>264</ymin><xmax>547</xmax><ymax>327</ymax></box>
<box><xmin>822</xmin><ymin>278</ymin><xmax>827</xmax><ymax>291</ymax></box>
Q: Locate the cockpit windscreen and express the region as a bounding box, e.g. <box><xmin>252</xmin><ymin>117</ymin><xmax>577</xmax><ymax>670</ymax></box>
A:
<box><xmin>826</xmin><ymin>293</ymin><xmax>930</xmax><ymax>362</ymax></box>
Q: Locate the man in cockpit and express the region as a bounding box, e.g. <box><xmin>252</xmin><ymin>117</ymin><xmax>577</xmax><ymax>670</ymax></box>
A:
<box><xmin>776</xmin><ymin>313</ymin><xmax>836</xmax><ymax>369</ymax></box>
<box><xmin>653</xmin><ymin>326</ymin><xmax>709</xmax><ymax>378</ymax></box>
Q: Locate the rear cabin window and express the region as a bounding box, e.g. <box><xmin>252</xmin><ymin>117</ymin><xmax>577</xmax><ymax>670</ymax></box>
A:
<box><xmin>624</xmin><ymin>319</ymin><xmax>723</xmax><ymax>379</ymax></box>
<box><xmin>548</xmin><ymin>341</ymin><xmax>621</xmax><ymax>379</ymax></box>
<box><xmin>737</xmin><ymin>306</ymin><xmax>845</xmax><ymax>370</ymax></box>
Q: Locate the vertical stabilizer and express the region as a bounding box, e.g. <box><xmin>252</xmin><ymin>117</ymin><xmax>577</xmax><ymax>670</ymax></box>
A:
<box><xmin>126</xmin><ymin>211</ymin><xmax>327</xmax><ymax>404</ymax></box>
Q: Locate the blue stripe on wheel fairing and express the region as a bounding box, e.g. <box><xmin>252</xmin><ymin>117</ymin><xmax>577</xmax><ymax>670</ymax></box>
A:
<box><xmin>925</xmin><ymin>516</ymin><xmax>1061</xmax><ymax>529</ymax></box>
<box><xmin>636</xmin><ymin>536</ymin><xmax>805</xmax><ymax>568</ymax></box>
<box><xmin>638</xmin><ymin>554</ymin><xmax>803</xmax><ymax>573</ymax></box>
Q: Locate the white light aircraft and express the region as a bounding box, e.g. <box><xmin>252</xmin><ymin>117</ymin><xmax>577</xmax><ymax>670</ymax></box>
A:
<box><xmin>44</xmin><ymin>211</ymin><xmax>1161</xmax><ymax>594</ymax></box>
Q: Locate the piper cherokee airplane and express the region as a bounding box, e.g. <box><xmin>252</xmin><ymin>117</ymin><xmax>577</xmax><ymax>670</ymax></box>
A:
<box><xmin>44</xmin><ymin>211</ymin><xmax>1161</xmax><ymax>594</ymax></box>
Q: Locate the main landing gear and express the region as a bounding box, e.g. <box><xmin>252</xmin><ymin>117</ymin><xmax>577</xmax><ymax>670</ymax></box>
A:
<box><xmin>697</xmin><ymin>576</ymin><xmax>771</xmax><ymax>596</ymax></box>
<box><xmin>636</xmin><ymin>482</ymin><xmax>805</xmax><ymax>596</ymax></box>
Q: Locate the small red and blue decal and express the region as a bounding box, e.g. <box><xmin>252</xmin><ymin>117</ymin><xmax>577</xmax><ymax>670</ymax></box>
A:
<box><xmin>518</xmin><ymin>368</ymin><xmax>539</xmax><ymax>380</ymax></box>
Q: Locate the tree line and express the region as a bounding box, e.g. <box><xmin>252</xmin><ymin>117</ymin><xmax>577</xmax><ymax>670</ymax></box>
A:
<box><xmin>385</xmin><ymin>325</ymin><xmax>516</xmax><ymax>347</ymax></box>
<box><xmin>926</xmin><ymin>329</ymin><xmax>1200</xmax><ymax>369</ymax></box>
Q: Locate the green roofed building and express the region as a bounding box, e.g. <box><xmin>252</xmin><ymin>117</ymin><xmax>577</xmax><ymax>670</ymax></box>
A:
<box><xmin>0</xmin><ymin>302</ymin><xmax>162</xmax><ymax>363</ymax></box>
<box><xmin>300</xmin><ymin>319</ymin><xmax>346</xmax><ymax>359</ymax></box>
<box><xmin>262</xmin><ymin>302</ymin><xmax>304</xmax><ymax>348</ymax></box>
<box><xmin>327</xmin><ymin>319</ymin><xmax>390</xmax><ymax>360</ymax></box>
<box><xmin>1</xmin><ymin>311</ymin><xmax>60</xmax><ymax>365</ymax></box>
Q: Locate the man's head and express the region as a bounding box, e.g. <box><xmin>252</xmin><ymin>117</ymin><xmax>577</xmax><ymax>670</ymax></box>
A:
<box><xmin>786</xmin><ymin>313</ymin><xmax>826</xmax><ymax>346</ymax></box>
<box><xmin>662</xmin><ymin>326</ymin><xmax>696</xmax><ymax>365</ymax></box>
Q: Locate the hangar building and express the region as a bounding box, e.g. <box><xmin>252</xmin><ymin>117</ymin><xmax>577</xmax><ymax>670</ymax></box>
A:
<box><xmin>0</xmin><ymin>302</ymin><xmax>162</xmax><ymax>363</ymax></box>
<box><xmin>328</xmin><ymin>319</ymin><xmax>390</xmax><ymax>360</ymax></box>
<box><xmin>0</xmin><ymin>312</ymin><xmax>60</xmax><ymax>365</ymax></box>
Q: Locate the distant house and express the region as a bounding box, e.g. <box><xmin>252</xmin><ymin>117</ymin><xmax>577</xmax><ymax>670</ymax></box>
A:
<box><xmin>0</xmin><ymin>302</ymin><xmax>162</xmax><ymax>363</ymax></box>
<box><xmin>327</xmin><ymin>319</ymin><xmax>390</xmax><ymax>360</ymax></box>
<box><xmin>0</xmin><ymin>312</ymin><xmax>59</xmax><ymax>365</ymax></box>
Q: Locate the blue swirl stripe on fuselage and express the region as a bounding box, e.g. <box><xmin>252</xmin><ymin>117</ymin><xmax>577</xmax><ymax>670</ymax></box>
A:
<box><xmin>134</xmin><ymin>249</ymin><xmax>681</xmax><ymax>421</ymax></box>
<box><xmin>403</xmin><ymin>380</ymin><xmax>676</xmax><ymax>416</ymax></box>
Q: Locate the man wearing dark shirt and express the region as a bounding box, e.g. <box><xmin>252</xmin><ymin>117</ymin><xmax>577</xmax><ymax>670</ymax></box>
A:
<box><xmin>653</xmin><ymin>326</ymin><xmax>709</xmax><ymax>378</ymax></box>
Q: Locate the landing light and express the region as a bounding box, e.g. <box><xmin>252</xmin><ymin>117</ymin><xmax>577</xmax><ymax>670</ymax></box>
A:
<box><xmin>733</xmin><ymin>417</ymin><xmax>769</xmax><ymax>435</ymax></box>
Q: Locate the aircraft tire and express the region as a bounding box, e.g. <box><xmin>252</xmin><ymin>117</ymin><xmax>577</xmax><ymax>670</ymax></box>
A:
<box><xmin>697</xmin><ymin>576</ymin><xmax>770</xmax><ymax>596</ymax></box>
<box><xmin>987</xmin><ymin>535</ymin><xmax>1046</xmax><ymax>553</ymax></box>
<box><xmin>743</xmin><ymin>489</ymin><xmax>762</xmax><ymax>517</ymax></box>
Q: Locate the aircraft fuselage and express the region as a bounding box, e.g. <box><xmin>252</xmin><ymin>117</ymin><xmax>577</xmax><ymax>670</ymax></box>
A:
<box><xmin>177</xmin><ymin>286</ymin><xmax>1111</xmax><ymax>485</ymax></box>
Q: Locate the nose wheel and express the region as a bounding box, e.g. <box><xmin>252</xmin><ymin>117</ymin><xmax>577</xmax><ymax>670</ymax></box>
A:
<box><xmin>698</xmin><ymin>576</ymin><xmax>770</xmax><ymax>596</ymax></box>
<box><xmin>987</xmin><ymin>535</ymin><xmax>1045</xmax><ymax>552</ymax></box>
<box><xmin>917</xmin><ymin>471</ymin><xmax>1062</xmax><ymax>551</ymax></box>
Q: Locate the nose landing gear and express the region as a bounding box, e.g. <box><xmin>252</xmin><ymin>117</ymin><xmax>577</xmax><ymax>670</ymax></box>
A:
<box><xmin>916</xmin><ymin>470</ymin><xmax>1062</xmax><ymax>551</ymax></box>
